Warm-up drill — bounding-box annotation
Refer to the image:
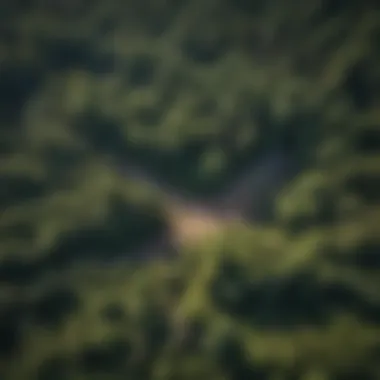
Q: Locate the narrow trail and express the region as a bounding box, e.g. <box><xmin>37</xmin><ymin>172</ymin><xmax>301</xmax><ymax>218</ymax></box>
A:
<box><xmin>117</xmin><ymin>149</ymin><xmax>297</xmax><ymax>260</ymax></box>
<box><xmin>217</xmin><ymin>150</ymin><xmax>297</xmax><ymax>220</ymax></box>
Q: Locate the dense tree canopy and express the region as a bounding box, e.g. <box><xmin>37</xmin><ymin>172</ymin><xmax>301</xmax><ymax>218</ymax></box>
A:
<box><xmin>0</xmin><ymin>0</ymin><xmax>379</xmax><ymax>379</ymax></box>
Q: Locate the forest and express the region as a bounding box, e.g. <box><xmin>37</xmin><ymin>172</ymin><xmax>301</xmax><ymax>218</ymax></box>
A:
<box><xmin>0</xmin><ymin>0</ymin><xmax>379</xmax><ymax>379</ymax></box>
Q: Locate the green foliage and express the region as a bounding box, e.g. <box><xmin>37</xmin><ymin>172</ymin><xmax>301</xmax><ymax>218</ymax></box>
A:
<box><xmin>1</xmin><ymin>1</ymin><xmax>379</xmax><ymax>380</ymax></box>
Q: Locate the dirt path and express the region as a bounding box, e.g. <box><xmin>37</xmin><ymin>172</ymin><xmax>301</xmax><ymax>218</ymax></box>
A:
<box><xmin>117</xmin><ymin>149</ymin><xmax>296</xmax><ymax>260</ymax></box>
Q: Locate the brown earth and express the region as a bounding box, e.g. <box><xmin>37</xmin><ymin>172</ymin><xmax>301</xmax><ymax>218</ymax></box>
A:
<box><xmin>118</xmin><ymin>149</ymin><xmax>297</xmax><ymax>259</ymax></box>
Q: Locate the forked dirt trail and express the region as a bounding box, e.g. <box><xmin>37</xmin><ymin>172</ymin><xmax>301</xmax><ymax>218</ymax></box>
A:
<box><xmin>119</xmin><ymin>149</ymin><xmax>296</xmax><ymax>259</ymax></box>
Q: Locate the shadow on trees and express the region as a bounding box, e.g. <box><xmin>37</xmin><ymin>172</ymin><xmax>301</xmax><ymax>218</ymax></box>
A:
<box><xmin>118</xmin><ymin>137</ymin><xmax>223</xmax><ymax>197</ymax></box>
<box><xmin>47</xmin><ymin>194</ymin><xmax>167</xmax><ymax>266</ymax></box>
<box><xmin>40</xmin><ymin>37</ymin><xmax>115</xmax><ymax>74</ymax></box>
<box><xmin>40</xmin><ymin>144</ymin><xmax>88</xmax><ymax>190</ymax></box>
<box><xmin>281</xmin><ymin>188</ymin><xmax>338</xmax><ymax>234</ymax></box>
<box><xmin>353</xmin><ymin>127</ymin><xmax>380</xmax><ymax>154</ymax></box>
<box><xmin>0</xmin><ymin>174</ymin><xmax>47</xmax><ymax>209</ymax></box>
<box><xmin>0</xmin><ymin>258</ymin><xmax>42</xmax><ymax>286</ymax></box>
<box><xmin>0</xmin><ymin>63</ymin><xmax>44</xmax><ymax>124</ymax></box>
<box><xmin>211</xmin><ymin>261</ymin><xmax>380</xmax><ymax>329</ymax></box>
<box><xmin>327</xmin><ymin>241</ymin><xmax>380</xmax><ymax>271</ymax></box>
<box><xmin>0</xmin><ymin>144</ymin><xmax>86</xmax><ymax>215</ymax></box>
<box><xmin>30</xmin><ymin>287</ymin><xmax>81</xmax><ymax>329</ymax></box>
<box><xmin>334</xmin><ymin>367</ymin><xmax>378</xmax><ymax>380</ymax></box>
<box><xmin>101</xmin><ymin>303</ymin><xmax>128</xmax><ymax>324</ymax></box>
<box><xmin>37</xmin><ymin>356</ymin><xmax>72</xmax><ymax>380</ymax></box>
<box><xmin>72</xmin><ymin>104</ymin><xmax>261</xmax><ymax>198</ymax></box>
<box><xmin>344</xmin><ymin>59</ymin><xmax>375</xmax><ymax>110</ymax></box>
<box><xmin>138</xmin><ymin>305</ymin><xmax>170</xmax><ymax>360</ymax></box>
<box><xmin>132</xmin><ymin>102</ymin><xmax>165</xmax><ymax>129</ymax></box>
<box><xmin>73</xmin><ymin>109</ymin><xmax>127</xmax><ymax>155</ymax></box>
<box><xmin>0</xmin><ymin>302</ymin><xmax>25</xmax><ymax>359</ymax></box>
<box><xmin>72</xmin><ymin>96</ymin><xmax>309</xmax><ymax>201</ymax></box>
<box><xmin>0</xmin><ymin>195</ymin><xmax>168</xmax><ymax>286</ymax></box>
<box><xmin>217</xmin><ymin>336</ymin><xmax>271</xmax><ymax>380</ymax></box>
<box><xmin>226</xmin><ymin>0</ymin><xmax>265</xmax><ymax>15</ymax></box>
<box><xmin>0</xmin><ymin>288</ymin><xmax>80</xmax><ymax>360</ymax></box>
<box><xmin>344</xmin><ymin>172</ymin><xmax>380</xmax><ymax>202</ymax></box>
<box><xmin>79</xmin><ymin>339</ymin><xmax>132</xmax><ymax>375</ymax></box>
<box><xmin>0</xmin><ymin>221</ymin><xmax>36</xmax><ymax>245</ymax></box>
<box><xmin>180</xmin><ymin>30</ymin><xmax>230</xmax><ymax>65</ymax></box>
<box><xmin>138</xmin><ymin>0</ymin><xmax>187</xmax><ymax>36</ymax></box>
<box><xmin>126</xmin><ymin>54</ymin><xmax>157</xmax><ymax>87</ymax></box>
